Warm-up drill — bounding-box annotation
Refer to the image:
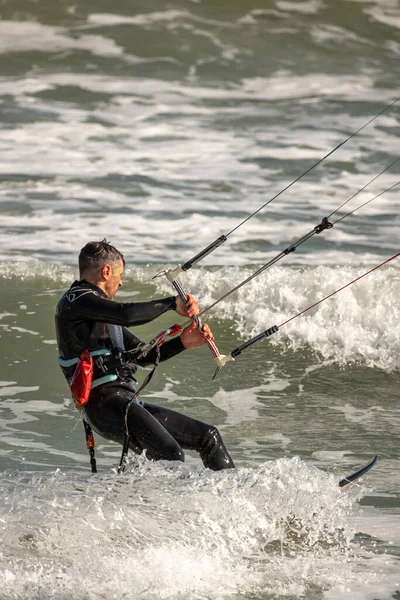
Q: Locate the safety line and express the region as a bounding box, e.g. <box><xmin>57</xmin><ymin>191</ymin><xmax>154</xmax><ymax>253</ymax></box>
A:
<box><xmin>328</xmin><ymin>156</ymin><xmax>400</xmax><ymax>220</ymax></box>
<box><xmin>225</xmin><ymin>97</ymin><xmax>400</xmax><ymax>238</ymax></box>
<box><xmin>216</xmin><ymin>250</ymin><xmax>400</xmax><ymax>371</ymax></box>
<box><xmin>279</xmin><ymin>252</ymin><xmax>400</xmax><ymax>328</ymax></box>
<box><xmin>176</xmin><ymin>97</ymin><xmax>400</xmax><ymax>271</ymax></box>
<box><xmin>196</xmin><ymin>174</ymin><xmax>400</xmax><ymax>321</ymax></box>
<box><xmin>333</xmin><ymin>180</ymin><xmax>400</xmax><ymax>224</ymax></box>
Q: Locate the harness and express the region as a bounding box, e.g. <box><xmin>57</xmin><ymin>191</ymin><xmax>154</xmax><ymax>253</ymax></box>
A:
<box><xmin>59</xmin><ymin>349</ymin><xmax>115</xmax><ymax>388</ymax></box>
<box><xmin>58</xmin><ymin>304</ymin><xmax>183</xmax><ymax>472</ymax></box>
<box><xmin>58</xmin><ymin>344</ymin><xmax>161</xmax><ymax>473</ymax></box>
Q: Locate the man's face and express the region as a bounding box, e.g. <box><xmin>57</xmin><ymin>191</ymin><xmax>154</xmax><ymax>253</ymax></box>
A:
<box><xmin>103</xmin><ymin>258</ymin><xmax>124</xmax><ymax>300</ymax></box>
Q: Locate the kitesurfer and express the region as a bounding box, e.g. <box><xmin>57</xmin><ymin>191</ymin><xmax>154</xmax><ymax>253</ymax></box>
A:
<box><xmin>55</xmin><ymin>239</ymin><xmax>235</xmax><ymax>471</ymax></box>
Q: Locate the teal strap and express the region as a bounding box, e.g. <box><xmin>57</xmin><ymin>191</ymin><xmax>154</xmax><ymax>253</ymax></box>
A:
<box><xmin>58</xmin><ymin>356</ymin><xmax>79</xmax><ymax>368</ymax></box>
<box><xmin>58</xmin><ymin>349</ymin><xmax>118</xmax><ymax>391</ymax></box>
<box><xmin>58</xmin><ymin>349</ymin><xmax>111</xmax><ymax>368</ymax></box>
<box><xmin>91</xmin><ymin>374</ymin><xmax>118</xmax><ymax>389</ymax></box>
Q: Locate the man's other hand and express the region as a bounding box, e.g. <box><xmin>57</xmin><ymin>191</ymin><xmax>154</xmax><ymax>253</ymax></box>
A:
<box><xmin>175</xmin><ymin>293</ymin><xmax>199</xmax><ymax>318</ymax></box>
<box><xmin>181</xmin><ymin>322</ymin><xmax>214</xmax><ymax>349</ymax></box>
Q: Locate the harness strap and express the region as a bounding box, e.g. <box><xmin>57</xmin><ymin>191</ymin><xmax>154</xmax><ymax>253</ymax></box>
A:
<box><xmin>118</xmin><ymin>346</ymin><xmax>161</xmax><ymax>474</ymax></box>
<box><xmin>83</xmin><ymin>419</ymin><xmax>97</xmax><ymax>474</ymax></box>
<box><xmin>62</xmin><ymin>347</ymin><xmax>160</xmax><ymax>473</ymax></box>
<box><xmin>58</xmin><ymin>348</ymin><xmax>111</xmax><ymax>368</ymax></box>
<box><xmin>59</xmin><ymin>349</ymin><xmax>132</xmax><ymax>389</ymax></box>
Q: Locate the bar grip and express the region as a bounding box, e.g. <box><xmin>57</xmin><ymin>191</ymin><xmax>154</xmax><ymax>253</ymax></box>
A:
<box><xmin>182</xmin><ymin>235</ymin><xmax>227</xmax><ymax>271</ymax></box>
<box><xmin>231</xmin><ymin>325</ymin><xmax>279</xmax><ymax>358</ymax></box>
<box><xmin>172</xmin><ymin>280</ymin><xmax>202</xmax><ymax>329</ymax></box>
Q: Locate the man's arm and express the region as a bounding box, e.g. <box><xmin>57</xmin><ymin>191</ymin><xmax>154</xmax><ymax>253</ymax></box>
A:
<box><xmin>122</xmin><ymin>327</ymin><xmax>185</xmax><ymax>365</ymax></box>
<box><xmin>122</xmin><ymin>320</ymin><xmax>215</xmax><ymax>366</ymax></box>
<box><xmin>72</xmin><ymin>291</ymin><xmax>177</xmax><ymax>327</ymax></box>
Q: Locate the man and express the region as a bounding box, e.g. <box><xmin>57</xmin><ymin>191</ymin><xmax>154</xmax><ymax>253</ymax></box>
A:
<box><xmin>55</xmin><ymin>239</ymin><xmax>235</xmax><ymax>471</ymax></box>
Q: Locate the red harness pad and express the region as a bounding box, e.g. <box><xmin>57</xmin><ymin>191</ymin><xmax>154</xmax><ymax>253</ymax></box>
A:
<box><xmin>70</xmin><ymin>349</ymin><xmax>93</xmax><ymax>410</ymax></box>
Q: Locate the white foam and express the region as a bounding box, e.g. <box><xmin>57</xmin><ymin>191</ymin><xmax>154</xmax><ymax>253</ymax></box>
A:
<box><xmin>0</xmin><ymin>21</ymin><xmax>123</xmax><ymax>57</ymax></box>
<box><xmin>276</xmin><ymin>0</ymin><xmax>323</xmax><ymax>14</ymax></box>
<box><xmin>1</xmin><ymin>458</ymin><xmax>390</xmax><ymax>600</ymax></box>
<box><xmin>0</xmin><ymin>386</ymin><xmax>39</xmax><ymax>398</ymax></box>
<box><xmin>153</xmin><ymin>262</ymin><xmax>400</xmax><ymax>371</ymax></box>
<box><xmin>332</xmin><ymin>403</ymin><xmax>387</xmax><ymax>425</ymax></box>
<box><xmin>87</xmin><ymin>9</ymin><xmax>232</xmax><ymax>29</ymax></box>
<box><xmin>9</xmin><ymin>327</ymin><xmax>39</xmax><ymax>336</ymax></box>
<box><xmin>209</xmin><ymin>380</ymin><xmax>290</xmax><ymax>427</ymax></box>
<box><xmin>364</xmin><ymin>4</ymin><xmax>400</xmax><ymax>30</ymax></box>
<box><xmin>0</xmin><ymin>261</ymin><xmax>75</xmax><ymax>282</ymax></box>
<box><xmin>2</xmin><ymin>257</ymin><xmax>399</xmax><ymax>371</ymax></box>
<box><xmin>0</xmin><ymin>457</ymin><xmax>397</xmax><ymax>600</ymax></box>
<box><xmin>313</xmin><ymin>450</ymin><xmax>350</xmax><ymax>460</ymax></box>
<box><xmin>0</xmin><ymin>64</ymin><xmax>397</xmax><ymax>268</ymax></box>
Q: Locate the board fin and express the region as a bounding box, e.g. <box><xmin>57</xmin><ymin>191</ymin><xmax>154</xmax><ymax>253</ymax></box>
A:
<box><xmin>338</xmin><ymin>455</ymin><xmax>378</xmax><ymax>489</ymax></box>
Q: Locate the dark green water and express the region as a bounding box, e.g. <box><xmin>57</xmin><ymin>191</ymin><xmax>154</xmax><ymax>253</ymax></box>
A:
<box><xmin>1</xmin><ymin>0</ymin><xmax>400</xmax><ymax>598</ymax></box>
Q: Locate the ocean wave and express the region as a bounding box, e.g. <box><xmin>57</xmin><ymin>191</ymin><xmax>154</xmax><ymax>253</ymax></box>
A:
<box><xmin>152</xmin><ymin>262</ymin><xmax>400</xmax><ymax>372</ymax></box>
<box><xmin>2</xmin><ymin>259</ymin><xmax>398</xmax><ymax>371</ymax></box>
<box><xmin>0</xmin><ymin>457</ymin><xmax>380</xmax><ymax>600</ymax></box>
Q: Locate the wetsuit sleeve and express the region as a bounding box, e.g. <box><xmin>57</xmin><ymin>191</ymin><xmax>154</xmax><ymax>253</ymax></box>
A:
<box><xmin>74</xmin><ymin>291</ymin><xmax>177</xmax><ymax>327</ymax></box>
<box><xmin>153</xmin><ymin>337</ymin><xmax>186</xmax><ymax>363</ymax></box>
<box><xmin>122</xmin><ymin>327</ymin><xmax>185</xmax><ymax>365</ymax></box>
<box><xmin>122</xmin><ymin>327</ymin><xmax>142</xmax><ymax>351</ymax></box>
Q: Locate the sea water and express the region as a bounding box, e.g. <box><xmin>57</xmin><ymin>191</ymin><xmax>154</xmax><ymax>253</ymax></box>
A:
<box><xmin>0</xmin><ymin>0</ymin><xmax>399</xmax><ymax>598</ymax></box>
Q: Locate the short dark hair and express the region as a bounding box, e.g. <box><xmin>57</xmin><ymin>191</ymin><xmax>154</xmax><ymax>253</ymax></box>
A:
<box><xmin>79</xmin><ymin>239</ymin><xmax>125</xmax><ymax>274</ymax></box>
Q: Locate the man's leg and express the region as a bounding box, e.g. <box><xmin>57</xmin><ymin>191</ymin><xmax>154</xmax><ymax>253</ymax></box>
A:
<box><xmin>143</xmin><ymin>402</ymin><xmax>235</xmax><ymax>471</ymax></box>
<box><xmin>84</xmin><ymin>386</ymin><xmax>184</xmax><ymax>463</ymax></box>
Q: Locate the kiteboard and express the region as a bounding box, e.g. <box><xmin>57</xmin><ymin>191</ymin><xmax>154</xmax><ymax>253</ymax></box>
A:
<box><xmin>338</xmin><ymin>454</ymin><xmax>377</xmax><ymax>489</ymax></box>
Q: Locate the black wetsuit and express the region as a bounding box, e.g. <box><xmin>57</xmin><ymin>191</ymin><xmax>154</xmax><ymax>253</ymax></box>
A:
<box><xmin>55</xmin><ymin>280</ymin><xmax>234</xmax><ymax>471</ymax></box>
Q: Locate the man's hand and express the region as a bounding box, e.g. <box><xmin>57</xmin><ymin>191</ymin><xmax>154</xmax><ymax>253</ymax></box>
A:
<box><xmin>181</xmin><ymin>322</ymin><xmax>214</xmax><ymax>349</ymax></box>
<box><xmin>175</xmin><ymin>293</ymin><xmax>199</xmax><ymax>319</ymax></box>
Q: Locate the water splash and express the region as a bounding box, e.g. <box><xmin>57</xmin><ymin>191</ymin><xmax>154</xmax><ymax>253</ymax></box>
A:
<box><xmin>0</xmin><ymin>457</ymin><xmax>385</xmax><ymax>600</ymax></box>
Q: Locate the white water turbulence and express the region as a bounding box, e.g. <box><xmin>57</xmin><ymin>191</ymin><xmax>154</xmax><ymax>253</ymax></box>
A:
<box><xmin>0</xmin><ymin>457</ymin><xmax>396</xmax><ymax>600</ymax></box>
<box><xmin>152</xmin><ymin>262</ymin><xmax>400</xmax><ymax>372</ymax></box>
<box><xmin>1</xmin><ymin>1</ymin><xmax>400</xmax><ymax>599</ymax></box>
